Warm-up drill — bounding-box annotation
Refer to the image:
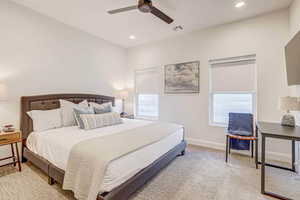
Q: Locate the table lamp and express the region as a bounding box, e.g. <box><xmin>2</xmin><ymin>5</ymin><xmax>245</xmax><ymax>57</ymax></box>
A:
<box><xmin>279</xmin><ymin>96</ymin><xmax>300</xmax><ymax>127</ymax></box>
<box><xmin>116</xmin><ymin>89</ymin><xmax>129</xmax><ymax>116</ymax></box>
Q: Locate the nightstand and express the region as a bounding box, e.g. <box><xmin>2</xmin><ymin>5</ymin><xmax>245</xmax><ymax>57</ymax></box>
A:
<box><xmin>121</xmin><ymin>114</ymin><xmax>134</xmax><ymax>119</ymax></box>
<box><xmin>0</xmin><ymin>131</ymin><xmax>22</xmax><ymax>171</ymax></box>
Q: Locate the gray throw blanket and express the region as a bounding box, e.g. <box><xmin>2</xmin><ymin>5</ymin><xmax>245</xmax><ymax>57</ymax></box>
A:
<box><xmin>63</xmin><ymin>122</ymin><xmax>182</xmax><ymax>200</ymax></box>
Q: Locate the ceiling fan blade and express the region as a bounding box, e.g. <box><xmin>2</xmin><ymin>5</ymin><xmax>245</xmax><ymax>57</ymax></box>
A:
<box><xmin>108</xmin><ymin>5</ymin><xmax>138</xmax><ymax>14</ymax></box>
<box><xmin>150</xmin><ymin>6</ymin><xmax>174</xmax><ymax>24</ymax></box>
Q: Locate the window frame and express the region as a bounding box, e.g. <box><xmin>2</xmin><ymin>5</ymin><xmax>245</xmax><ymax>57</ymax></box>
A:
<box><xmin>209</xmin><ymin>91</ymin><xmax>256</xmax><ymax>127</ymax></box>
<box><xmin>208</xmin><ymin>54</ymin><xmax>257</xmax><ymax>128</ymax></box>
<box><xmin>134</xmin><ymin>67</ymin><xmax>160</xmax><ymax>121</ymax></box>
<box><xmin>135</xmin><ymin>93</ymin><xmax>160</xmax><ymax>121</ymax></box>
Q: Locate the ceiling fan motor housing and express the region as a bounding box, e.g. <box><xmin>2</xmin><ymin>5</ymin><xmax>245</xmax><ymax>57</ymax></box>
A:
<box><xmin>138</xmin><ymin>0</ymin><xmax>153</xmax><ymax>13</ymax></box>
<box><xmin>107</xmin><ymin>0</ymin><xmax>173</xmax><ymax>24</ymax></box>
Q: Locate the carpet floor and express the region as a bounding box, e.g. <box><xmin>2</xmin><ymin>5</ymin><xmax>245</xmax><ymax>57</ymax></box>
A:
<box><xmin>1</xmin><ymin>146</ymin><xmax>300</xmax><ymax>200</ymax></box>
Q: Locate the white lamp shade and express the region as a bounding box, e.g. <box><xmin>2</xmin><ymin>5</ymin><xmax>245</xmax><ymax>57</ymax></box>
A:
<box><xmin>279</xmin><ymin>96</ymin><xmax>300</xmax><ymax>111</ymax></box>
<box><xmin>0</xmin><ymin>83</ymin><xmax>7</xmax><ymax>101</ymax></box>
<box><xmin>115</xmin><ymin>89</ymin><xmax>129</xmax><ymax>100</ymax></box>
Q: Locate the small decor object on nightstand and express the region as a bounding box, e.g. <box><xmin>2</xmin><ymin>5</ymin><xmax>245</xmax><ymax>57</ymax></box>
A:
<box><xmin>121</xmin><ymin>114</ymin><xmax>134</xmax><ymax>119</ymax></box>
<box><xmin>279</xmin><ymin>96</ymin><xmax>300</xmax><ymax>127</ymax></box>
<box><xmin>2</xmin><ymin>124</ymin><xmax>16</xmax><ymax>132</ymax></box>
<box><xmin>0</xmin><ymin>130</ymin><xmax>22</xmax><ymax>171</ymax></box>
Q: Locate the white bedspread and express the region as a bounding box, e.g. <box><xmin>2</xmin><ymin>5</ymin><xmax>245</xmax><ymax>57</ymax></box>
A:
<box><xmin>26</xmin><ymin>119</ymin><xmax>183</xmax><ymax>192</ymax></box>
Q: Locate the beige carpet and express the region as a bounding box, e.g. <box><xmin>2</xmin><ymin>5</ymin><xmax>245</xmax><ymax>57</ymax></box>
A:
<box><xmin>1</xmin><ymin>146</ymin><xmax>300</xmax><ymax>200</ymax></box>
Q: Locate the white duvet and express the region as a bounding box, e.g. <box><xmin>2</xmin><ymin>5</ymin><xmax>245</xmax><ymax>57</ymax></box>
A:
<box><xmin>26</xmin><ymin>119</ymin><xmax>183</xmax><ymax>192</ymax></box>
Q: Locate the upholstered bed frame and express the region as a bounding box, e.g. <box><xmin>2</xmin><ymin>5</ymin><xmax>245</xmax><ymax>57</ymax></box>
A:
<box><xmin>20</xmin><ymin>94</ymin><xmax>186</xmax><ymax>200</ymax></box>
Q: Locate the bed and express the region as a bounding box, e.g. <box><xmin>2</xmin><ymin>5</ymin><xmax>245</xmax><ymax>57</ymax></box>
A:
<box><xmin>20</xmin><ymin>94</ymin><xmax>187</xmax><ymax>200</ymax></box>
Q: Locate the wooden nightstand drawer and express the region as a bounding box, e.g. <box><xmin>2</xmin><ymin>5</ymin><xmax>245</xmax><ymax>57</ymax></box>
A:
<box><xmin>0</xmin><ymin>132</ymin><xmax>21</xmax><ymax>145</ymax></box>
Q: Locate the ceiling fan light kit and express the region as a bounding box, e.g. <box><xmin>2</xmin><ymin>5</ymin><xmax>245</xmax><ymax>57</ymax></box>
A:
<box><xmin>108</xmin><ymin>0</ymin><xmax>174</xmax><ymax>24</ymax></box>
<box><xmin>138</xmin><ymin>0</ymin><xmax>152</xmax><ymax>13</ymax></box>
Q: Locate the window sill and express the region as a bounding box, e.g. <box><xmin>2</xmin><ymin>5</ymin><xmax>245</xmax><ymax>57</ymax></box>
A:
<box><xmin>209</xmin><ymin>122</ymin><xmax>227</xmax><ymax>128</ymax></box>
<box><xmin>135</xmin><ymin>116</ymin><xmax>159</xmax><ymax>121</ymax></box>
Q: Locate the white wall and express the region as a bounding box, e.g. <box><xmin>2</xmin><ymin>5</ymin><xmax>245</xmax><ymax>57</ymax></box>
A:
<box><xmin>0</xmin><ymin>0</ymin><xmax>127</xmax><ymax>162</ymax></box>
<box><xmin>128</xmin><ymin>10</ymin><xmax>291</xmax><ymax>160</ymax></box>
<box><xmin>289</xmin><ymin>0</ymin><xmax>300</xmax><ymax>172</ymax></box>
<box><xmin>289</xmin><ymin>0</ymin><xmax>300</xmax><ymax>126</ymax></box>
<box><xmin>290</xmin><ymin>0</ymin><xmax>300</xmax><ymax>38</ymax></box>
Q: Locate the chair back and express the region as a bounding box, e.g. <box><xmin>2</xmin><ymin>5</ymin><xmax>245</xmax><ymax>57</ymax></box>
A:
<box><xmin>227</xmin><ymin>113</ymin><xmax>253</xmax><ymax>136</ymax></box>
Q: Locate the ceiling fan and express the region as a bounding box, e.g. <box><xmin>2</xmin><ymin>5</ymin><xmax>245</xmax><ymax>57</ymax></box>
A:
<box><xmin>107</xmin><ymin>0</ymin><xmax>174</xmax><ymax>24</ymax></box>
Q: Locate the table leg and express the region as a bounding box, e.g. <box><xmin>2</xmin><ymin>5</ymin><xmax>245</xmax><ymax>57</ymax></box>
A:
<box><xmin>255</xmin><ymin>125</ymin><xmax>258</xmax><ymax>137</ymax></box>
<box><xmin>260</xmin><ymin>136</ymin><xmax>293</xmax><ymax>200</ymax></box>
<box><xmin>292</xmin><ymin>140</ymin><xmax>296</xmax><ymax>172</ymax></box>
<box><xmin>261</xmin><ymin>135</ymin><xmax>266</xmax><ymax>194</ymax></box>
<box><xmin>10</xmin><ymin>144</ymin><xmax>16</xmax><ymax>167</ymax></box>
<box><xmin>255</xmin><ymin>126</ymin><xmax>258</xmax><ymax>169</ymax></box>
<box><xmin>255</xmin><ymin>139</ymin><xmax>258</xmax><ymax>169</ymax></box>
<box><xmin>15</xmin><ymin>143</ymin><xmax>21</xmax><ymax>172</ymax></box>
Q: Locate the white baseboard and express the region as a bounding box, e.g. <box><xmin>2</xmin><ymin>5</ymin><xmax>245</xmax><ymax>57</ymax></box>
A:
<box><xmin>187</xmin><ymin>138</ymin><xmax>225</xmax><ymax>151</ymax></box>
<box><xmin>186</xmin><ymin>138</ymin><xmax>291</xmax><ymax>163</ymax></box>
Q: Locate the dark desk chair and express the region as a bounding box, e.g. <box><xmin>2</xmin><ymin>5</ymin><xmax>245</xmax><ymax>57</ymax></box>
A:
<box><xmin>225</xmin><ymin>113</ymin><xmax>258</xmax><ymax>169</ymax></box>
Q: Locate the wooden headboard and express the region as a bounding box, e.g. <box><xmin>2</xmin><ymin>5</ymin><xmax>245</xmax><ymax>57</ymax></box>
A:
<box><xmin>20</xmin><ymin>94</ymin><xmax>115</xmax><ymax>140</ymax></box>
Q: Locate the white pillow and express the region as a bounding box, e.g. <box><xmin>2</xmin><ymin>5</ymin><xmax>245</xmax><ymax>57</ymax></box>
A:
<box><xmin>89</xmin><ymin>102</ymin><xmax>112</xmax><ymax>114</ymax></box>
<box><xmin>59</xmin><ymin>99</ymin><xmax>89</xmax><ymax>127</ymax></box>
<box><xmin>80</xmin><ymin>112</ymin><xmax>123</xmax><ymax>130</ymax></box>
<box><xmin>27</xmin><ymin>109</ymin><xmax>62</xmax><ymax>132</ymax></box>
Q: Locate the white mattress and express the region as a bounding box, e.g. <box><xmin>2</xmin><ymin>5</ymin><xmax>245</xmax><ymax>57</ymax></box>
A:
<box><xmin>26</xmin><ymin>119</ymin><xmax>183</xmax><ymax>192</ymax></box>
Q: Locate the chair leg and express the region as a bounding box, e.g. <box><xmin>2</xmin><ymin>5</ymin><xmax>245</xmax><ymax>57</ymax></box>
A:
<box><xmin>15</xmin><ymin>143</ymin><xmax>21</xmax><ymax>172</ymax></box>
<box><xmin>229</xmin><ymin>138</ymin><xmax>231</xmax><ymax>154</ymax></box>
<box><xmin>226</xmin><ymin>135</ymin><xmax>229</xmax><ymax>163</ymax></box>
<box><xmin>11</xmin><ymin>144</ymin><xmax>16</xmax><ymax>167</ymax></box>
<box><xmin>251</xmin><ymin>140</ymin><xmax>254</xmax><ymax>158</ymax></box>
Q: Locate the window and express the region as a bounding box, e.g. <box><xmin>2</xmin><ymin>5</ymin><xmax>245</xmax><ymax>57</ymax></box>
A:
<box><xmin>137</xmin><ymin>94</ymin><xmax>159</xmax><ymax>118</ymax></box>
<box><xmin>135</xmin><ymin>67</ymin><xmax>160</xmax><ymax>120</ymax></box>
<box><xmin>212</xmin><ymin>93</ymin><xmax>254</xmax><ymax>125</ymax></box>
<box><xmin>209</xmin><ymin>55</ymin><xmax>256</xmax><ymax>126</ymax></box>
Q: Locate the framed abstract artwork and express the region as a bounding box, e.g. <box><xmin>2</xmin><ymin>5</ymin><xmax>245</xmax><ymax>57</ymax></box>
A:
<box><xmin>164</xmin><ymin>61</ymin><xmax>200</xmax><ymax>94</ymax></box>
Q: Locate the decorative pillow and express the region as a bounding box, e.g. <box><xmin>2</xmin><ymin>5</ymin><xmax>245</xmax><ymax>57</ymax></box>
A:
<box><xmin>73</xmin><ymin>107</ymin><xmax>95</xmax><ymax>129</ymax></box>
<box><xmin>60</xmin><ymin>99</ymin><xmax>89</xmax><ymax>127</ymax></box>
<box><xmin>80</xmin><ymin>112</ymin><xmax>122</xmax><ymax>130</ymax></box>
<box><xmin>89</xmin><ymin>102</ymin><xmax>112</xmax><ymax>114</ymax></box>
<box><xmin>27</xmin><ymin>109</ymin><xmax>62</xmax><ymax>132</ymax></box>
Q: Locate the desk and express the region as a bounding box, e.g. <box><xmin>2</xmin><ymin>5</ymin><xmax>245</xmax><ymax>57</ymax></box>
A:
<box><xmin>256</xmin><ymin>122</ymin><xmax>300</xmax><ymax>200</ymax></box>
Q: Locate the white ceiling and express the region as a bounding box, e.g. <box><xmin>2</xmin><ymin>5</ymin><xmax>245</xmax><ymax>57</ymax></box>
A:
<box><xmin>11</xmin><ymin>0</ymin><xmax>293</xmax><ymax>48</ymax></box>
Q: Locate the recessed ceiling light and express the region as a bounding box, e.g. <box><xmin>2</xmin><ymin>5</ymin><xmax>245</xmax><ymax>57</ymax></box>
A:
<box><xmin>235</xmin><ymin>1</ymin><xmax>246</xmax><ymax>8</ymax></box>
<box><xmin>129</xmin><ymin>35</ymin><xmax>136</xmax><ymax>40</ymax></box>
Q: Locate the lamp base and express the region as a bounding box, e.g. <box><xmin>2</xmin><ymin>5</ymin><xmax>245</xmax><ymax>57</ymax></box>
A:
<box><xmin>281</xmin><ymin>114</ymin><xmax>296</xmax><ymax>127</ymax></box>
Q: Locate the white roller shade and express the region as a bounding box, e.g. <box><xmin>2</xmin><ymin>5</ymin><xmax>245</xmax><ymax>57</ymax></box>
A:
<box><xmin>210</xmin><ymin>58</ymin><xmax>255</xmax><ymax>92</ymax></box>
<box><xmin>135</xmin><ymin>67</ymin><xmax>159</xmax><ymax>94</ymax></box>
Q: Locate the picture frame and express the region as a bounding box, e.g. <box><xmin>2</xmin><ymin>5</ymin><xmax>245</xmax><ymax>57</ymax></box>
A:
<box><xmin>164</xmin><ymin>61</ymin><xmax>200</xmax><ymax>94</ymax></box>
